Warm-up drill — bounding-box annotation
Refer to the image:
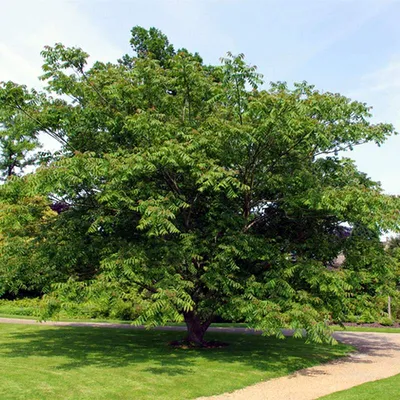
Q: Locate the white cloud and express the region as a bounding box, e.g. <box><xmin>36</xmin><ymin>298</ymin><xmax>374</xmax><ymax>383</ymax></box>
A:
<box><xmin>359</xmin><ymin>58</ymin><xmax>400</xmax><ymax>128</ymax></box>
<box><xmin>0</xmin><ymin>42</ymin><xmax>39</xmax><ymax>86</ymax></box>
<box><xmin>347</xmin><ymin>55</ymin><xmax>400</xmax><ymax>130</ymax></box>
<box><xmin>0</xmin><ymin>0</ymin><xmax>123</xmax><ymax>151</ymax></box>
<box><xmin>344</xmin><ymin>56</ymin><xmax>400</xmax><ymax>195</ymax></box>
<box><xmin>1</xmin><ymin>1</ymin><xmax>123</xmax><ymax>86</ymax></box>
<box><xmin>284</xmin><ymin>0</ymin><xmax>394</xmax><ymax>74</ymax></box>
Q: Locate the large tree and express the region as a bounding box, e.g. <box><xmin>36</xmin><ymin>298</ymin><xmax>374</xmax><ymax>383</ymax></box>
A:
<box><xmin>0</xmin><ymin>27</ymin><xmax>399</xmax><ymax>345</ymax></box>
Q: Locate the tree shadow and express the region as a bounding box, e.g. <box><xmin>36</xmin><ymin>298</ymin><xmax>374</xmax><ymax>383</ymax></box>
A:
<box><xmin>1</xmin><ymin>325</ymin><xmax>353</xmax><ymax>376</ymax></box>
<box><xmin>143</xmin><ymin>366</ymin><xmax>193</xmax><ymax>376</ymax></box>
<box><xmin>289</xmin><ymin>332</ymin><xmax>400</xmax><ymax>378</ymax></box>
<box><xmin>333</xmin><ymin>331</ymin><xmax>400</xmax><ymax>358</ymax></box>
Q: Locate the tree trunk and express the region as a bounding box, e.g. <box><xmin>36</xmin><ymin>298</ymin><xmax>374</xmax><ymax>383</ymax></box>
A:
<box><xmin>183</xmin><ymin>311</ymin><xmax>212</xmax><ymax>346</ymax></box>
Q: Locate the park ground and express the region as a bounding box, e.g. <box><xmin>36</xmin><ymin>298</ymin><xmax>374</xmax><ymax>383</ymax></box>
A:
<box><xmin>1</xmin><ymin>318</ymin><xmax>400</xmax><ymax>399</ymax></box>
<box><xmin>0</xmin><ymin>319</ymin><xmax>349</xmax><ymax>400</ymax></box>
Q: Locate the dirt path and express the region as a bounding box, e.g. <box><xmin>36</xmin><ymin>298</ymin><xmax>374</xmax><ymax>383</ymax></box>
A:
<box><xmin>1</xmin><ymin>318</ymin><xmax>400</xmax><ymax>400</ymax></box>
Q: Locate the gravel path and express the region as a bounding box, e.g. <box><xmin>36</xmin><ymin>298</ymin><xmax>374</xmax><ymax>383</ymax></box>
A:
<box><xmin>198</xmin><ymin>331</ymin><xmax>400</xmax><ymax>400</ymax></box>
<box><xmin>1</xmin><ymin>318</ymin><xmax>400</xmax><ymax>400</ymax></box>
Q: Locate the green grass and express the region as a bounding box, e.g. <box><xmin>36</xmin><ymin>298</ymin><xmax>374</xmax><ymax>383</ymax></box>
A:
<box><xmin>0</xmin><ymin>313</ymin><xmax>135</xmax><ymax>324</ymax></box>
<box><xmin>319</xmin><ymin>374</ymin><xmax>400</xmax><ymax>399</ymax></box>
<box><xmin>0</xmin><ymin>313</ymin><xmax>247</xmax><ymax>328</ymax></box>
<box><xmin>332</xmin><ymin>326</ymin><xmax>400</xmax><ymax>334</ymax></box>
<box><xmin>0</xmin><ymin>323</ymin><xmax>352</xmax><ymax>400</ymax></box>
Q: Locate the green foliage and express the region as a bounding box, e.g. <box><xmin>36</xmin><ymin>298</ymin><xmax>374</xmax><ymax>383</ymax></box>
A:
<box><xmin>379</xmin><ymin>317</ymin><xmax>394</xmax><ymax>326</ymax></box>
<box><xmin>358</xmin><ymin>310</ymin><xmax>377</xmax><ymax>324</ymax></box>
<box><xmin>0</xmin><ymin>187</ymin><xmax>60</xmax><ymax>296</ymax></box>
<box><xmin>0</xmin><ymin>26</ymin><xmax>399</xmax><ymax>343</ymax></box>
<box><xmin>384</xmin><ymin>236</ymin><xmax>400</xmax><ymax>319</ymax></box>
<box><xmin>0</xmin><ymin>82</ymin><xmax>41</xmax><ymax>180</ymax></box>
<box><xmin>129</xmin><ymin>26</ymin><xmax>175</xmax><ymax>65</ymax></box>
<box><xmin>40</xmin><ymin>277</ymin><xmax>145</xmax><ymax>321</ymax></box>
<box><xmin>335</xmin><ymin>225</ymin><xmax>400</xmax><ymax>323</ymax></box>
<box><xmin>0</xmin><ymin>295</ymin><xmax>140</xmax><ymax>321</ymax></box>
<box><xmin>0</xmin><ymin>298</ymin><xmax>41</xmax><ymax>317</ymax></box>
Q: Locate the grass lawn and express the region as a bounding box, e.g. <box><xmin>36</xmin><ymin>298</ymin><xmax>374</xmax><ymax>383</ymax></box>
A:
<box><xmin>0</xmin><ymin>313</ymin><xmax>248</xmax><ymax>328</ymax></box>
<box><xmin>0</xmin><ymin>323</ymin><xmax>351</xmax><ymax>400</ymax></box>
<box><xmin>319</xmin><ymin>374</ymin><xmax>400</xmax><ymax>399</ymax></box>
<box><xmin>332</xmin><ymin>326</ymin><xmax>400</xmax><ymax>334</ymax></box>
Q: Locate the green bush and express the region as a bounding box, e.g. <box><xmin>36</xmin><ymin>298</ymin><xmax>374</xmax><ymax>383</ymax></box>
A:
<box><xmin>358</xmin><ymin>311</ymin><xmax>376</xmax><ymax>324</ymax></box>
<box><xmin>0</xmin><ymin>296</ymin><xmax>140</xmax><ymax>322</ymax></box>
<box><xmin>344</xmin><ymin>315</ymin><xmax>358</xmax><ymax>323</ymax></box>
<box><xmin>0</xmin><ymin>298</ymin><xmax>41</xmax><ymax>316</ymax></box>
<box><xmin>109</xmin><ymin>299</ymin><xmax>140</xmax><ymax>321</ymax></box>
<box><xmin>60</xmin><ymin>302</ymin><xmax>108</xmax><ymax>320</ymax></box>
<box><xmin>379</xmin><ymin>317</ymin><xmax>394</xmax><ymax>326</ymax></box>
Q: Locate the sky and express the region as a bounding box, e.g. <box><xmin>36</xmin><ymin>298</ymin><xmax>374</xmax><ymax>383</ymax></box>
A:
<box><xmin>1</xmin><ymin>0</ymin><xmax>400</xmax><ymax>194</ymax></box>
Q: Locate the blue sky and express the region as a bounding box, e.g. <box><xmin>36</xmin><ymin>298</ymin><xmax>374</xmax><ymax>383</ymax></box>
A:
<box><xmin>1</xmin><ymin>0</ymin><xmax>399</xmax><ymax>193</ymax></box>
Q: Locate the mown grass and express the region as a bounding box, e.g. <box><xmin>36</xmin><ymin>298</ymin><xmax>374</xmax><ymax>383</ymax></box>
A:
<box><xmin>332</xmin><ymin>326</ymin><xmax>400</xmax><ymax>334</ymax></box>
<box><xmin>319</xmin><ymin>374</ymin><xmax>400</xmax><ymax>400</ymax></box>
<box><xmin>0</xmin><ymin>323</ymin><xmax>351</xmax><ymax>400</ymax></box>
<box><xmin>0</xmin><ymin>313</ymin><xmax>248</xmax><ymax>329</ymax></box>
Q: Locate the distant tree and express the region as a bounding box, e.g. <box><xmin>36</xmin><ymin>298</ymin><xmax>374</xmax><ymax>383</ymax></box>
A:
<box><xmin>0</xmin><ymin>82</ymin><xmax>41</xmax><ymax>180</ymax></box>
<box><xmin>0</xmin><ymin>27</ymin><xmax>399</xmax><ymax>345</ymax></box>
<box><xmin>383</xmin><ymin>236</ymin><xmax>400</xmax><ymax>320</ymax></box>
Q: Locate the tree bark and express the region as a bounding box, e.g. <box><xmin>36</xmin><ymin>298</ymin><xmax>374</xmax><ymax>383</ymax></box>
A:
<box><xmin>183</xmin><ymin>311</ymin><xmax>212</xmax><ymax>346</ymax></box>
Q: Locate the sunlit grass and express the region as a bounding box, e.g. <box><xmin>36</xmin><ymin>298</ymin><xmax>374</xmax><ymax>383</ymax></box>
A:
<box><xmin>332</xmin><ymin>325</ymin><xmax>400</xmax><ymax>334</ymax></box>
<box><xmin>319</xmin><ymin>374</ymin><xmax>400</xmax><ymax>400</ymax></box>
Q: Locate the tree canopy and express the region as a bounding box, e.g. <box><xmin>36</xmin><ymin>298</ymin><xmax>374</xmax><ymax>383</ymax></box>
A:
<box><xmin>0</xmin><ymin>27</ymin><xmax>399</xmax><ymax>345</ymax></box>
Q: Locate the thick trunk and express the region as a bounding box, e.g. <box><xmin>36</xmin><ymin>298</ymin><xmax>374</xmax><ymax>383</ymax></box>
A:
<box><xmin>183</xmin><ymin>311</ymin><xmax>212</xmax><ymax>346</ymax></box>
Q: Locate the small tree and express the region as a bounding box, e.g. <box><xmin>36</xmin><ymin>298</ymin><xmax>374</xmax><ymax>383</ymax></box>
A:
<box><xmin>0</xmin><ymin>27</ymin><xmax>399</xmax><ymax>345</ymax></box>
